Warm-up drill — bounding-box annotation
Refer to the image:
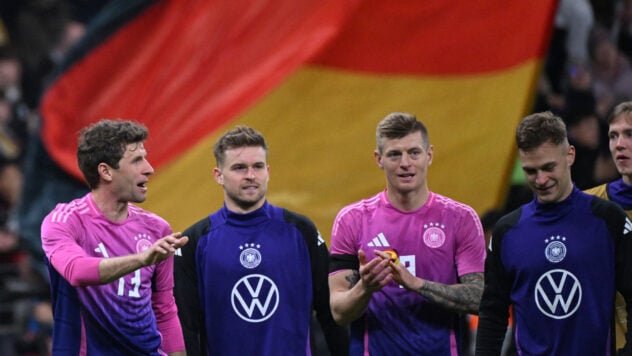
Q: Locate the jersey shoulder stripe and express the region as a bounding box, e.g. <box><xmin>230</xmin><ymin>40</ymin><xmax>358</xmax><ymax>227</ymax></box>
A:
<box><xmin>335</xmin><ymin>193</ymin><xmax>381</xmax><ymax>220</ymax></box>
<box><xmin>50</xmin><ymin>200</ymin><xmax>90</xmax><ymax>224</ymax></box>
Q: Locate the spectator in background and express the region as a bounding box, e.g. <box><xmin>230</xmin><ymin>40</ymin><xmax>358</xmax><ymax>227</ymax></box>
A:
<box><xmin>615</xmin><ymin>0</ymin><xmax>632</xmax><ymax>61</ymax></box>
<box><xmin>0</xmin><ymin>156</ymin><xmax>51</xmax><ymax>355</ymax></box>
<box><xmin>567</xmin><ymin>110</ymin><xmax>617</xmax><ymax>189</ymax></box>
<box><xmin>585</xmin><ymin>101</ymin><xmax>632</xmax><ymax>353</ymax></box>
<box><xmin>590</xmin><ymin>27</ymin><xmax>632</xmax><ymax>118</ymax></box>
<box><xmin>538</xmin><ymin>0</ymin><xmax>594</xmax><ymax>110</ymax></box>
<box><xmin>0</xmin><ymin>46</ymin><xmax>28</xmax><ymax>154</ymax></box>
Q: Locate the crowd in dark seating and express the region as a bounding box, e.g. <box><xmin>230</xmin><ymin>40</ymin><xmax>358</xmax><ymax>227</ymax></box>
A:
<box><xmin>0</xmin><ymin>1</ymin><xmax>109</xmax><ymax>354</ymax></box>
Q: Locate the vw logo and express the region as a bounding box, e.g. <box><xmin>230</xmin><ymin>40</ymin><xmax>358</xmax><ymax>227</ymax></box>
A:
<box><xmin>231</xmin><ymin>274</ymin><xmax>279</xmax><ymax>323</ymax></box>
<box><xmin>534</xmin><ymin>269</ymin><xmax>581</xmax><ymax>319</ymax></box>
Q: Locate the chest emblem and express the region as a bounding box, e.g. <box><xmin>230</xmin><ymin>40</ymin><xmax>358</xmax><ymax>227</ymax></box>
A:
<box><xmin>134</xmin><ymin>233</ymin><xmax>153</xmax><ymax>253</ymax></box>
<box><xmin>422</xmin><ymin>222</ymin><xmax>446</xmax><ymax>248</ymax></box>
<box><xmin>544</xmin><ymin>235</ymin><xmax>567</xmax><ymax>263</ymax></box>
<box><xmin>239</xmin><ymin>243</ymin><xmax>262</xmax><ymax>269</ymax></box>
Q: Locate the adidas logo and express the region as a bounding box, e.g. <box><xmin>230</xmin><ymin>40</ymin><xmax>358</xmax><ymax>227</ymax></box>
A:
<box><xmin>367</xmin><ymin>233</ymin><xmax>390</xmax><ymax>247</ymax></box>
<box><xmin>317</xmin><ymin>232</ymin><xmax>325</xmax><ymax>246</ymax></box>
<box><xmin>624</xmin><ymin>217</ymin><xmax>632</xmax><ymax>235</ymax></box>
<box><xmin>175</xmin><ymin>248</ymin><xmax>182</xmax><ymax>256</ymax></box>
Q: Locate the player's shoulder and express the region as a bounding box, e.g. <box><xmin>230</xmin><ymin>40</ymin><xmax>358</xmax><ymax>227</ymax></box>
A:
<box><xmin>334</xmin><ymin>192</ymin><xmax>382</xmax><ymax>220</ymax></box>
<box><xmin>182</xmin><ymin>216</ymin><xmax>211</xmax><ymax>239</ymax></box>
<box><xmin>44</xmin><ymin>195</ymin><xmax>91</xmax><ymax>224</ymax></box>
<box><xmin>280</xmin><ymin>207</ymin><xmax>326</xmax><ymax>251</ymax></box>
<box><xmin>280</xmin><ymin>206</ymin><xmax>317</xmax><ymax>231</ymax></box>
<box><xmin>587</xmin><ymin>192</ymin><xmax>626</xmax><ymax>218</ymax></box>
<box><xmin>129</xmin><ymin>204</ymin><xmax>169</xmax><ymax>224</ymax></box>
<box><xmin>431</xmin><ymin>191</ymin><xmax>479</xmax><ymax>217</ymax></box>
<box><xmin>128</xmin><ymin>204</ymin><xmax>172</xmax><ymax>235</ymax></box>
<box><xmin>584</xmin><ymin>183</ymin><xmax>608</xmax><ymax>199</ymax></box>
<box><xmin>492</xmin><ymin>206</ymin><xmax>524</xmax><ymax>238</ymax></box>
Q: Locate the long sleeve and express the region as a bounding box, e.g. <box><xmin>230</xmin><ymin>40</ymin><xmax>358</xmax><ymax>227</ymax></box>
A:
<box><xmin>174</xmin><ymin>218</ymin><xmax>209</xmax><ymax>356</ymax></box>
<box><xmin>476</xmin><ymin>227</ymin><xmax>512</xmax><ymax>356</ymax></box>
<box><xmin>312</xmin><ymin>236</ymin><xmax>350</xmax><ymax>355</ymax></box>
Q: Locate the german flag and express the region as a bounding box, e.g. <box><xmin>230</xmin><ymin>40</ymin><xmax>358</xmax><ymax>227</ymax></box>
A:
<box><xmin>23</xmin><ymin>0</ymin><xmax>557</xmax><ymax>246</ymax></box>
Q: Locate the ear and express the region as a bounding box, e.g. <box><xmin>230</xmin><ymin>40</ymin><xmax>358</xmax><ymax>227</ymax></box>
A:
<box><xmin>213</xmin><ymin>167</ymin><xmax>223</xmax><ymax>185</ymax></box>
<box><xmin>374</xmin><ymin>150</ymin><xmax>384</xmax><ymax>169</ymax></box>
<box><xmin>427</xmin><ymin>145</ymin><xmax>434</xmax><ymax>166</ymax></box>
<box><xmin>567</xmin><ymin>145</ymin><xmax>576</xmax><ymax>166</ymax></box>
<box><xmin>98</xmin><ymin>163</ymin><xmax>113</xmax><ymax>183</ymax></box>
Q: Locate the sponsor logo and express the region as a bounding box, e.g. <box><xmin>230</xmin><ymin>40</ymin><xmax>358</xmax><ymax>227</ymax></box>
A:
<box><xmin>544</xmin><ymin>235</ymin><xmax>566</xmax><ymax>263</ymax></box>
<box><xmin>534</xmin><ymin>269</ymin><xmax>581</xmax><ymax>319</ymax></box>
<box><xmin>422</xmin><ymin>222</ymin><xmax>446</xmax><ymax>248</ymax></box>
<box><xmin>231</xmin><ymin>274</ymin><xmax>279</xmax><ymax>322</ymax></box>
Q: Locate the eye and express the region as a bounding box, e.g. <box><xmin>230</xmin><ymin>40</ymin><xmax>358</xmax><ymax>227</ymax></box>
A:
<box><xmin>523</xmin><ymin>168</ymin><xmax>536</xmax><ymax>176</ymax></box>
<box><xmin>408</xmin><ymin>150</ymin><xmax>422</xmax><ymax>159</ymax></box>
<box><xmin>542</xmin><ymin>164</ymin><xmax>556</xmax><ymax>172</ymax></box>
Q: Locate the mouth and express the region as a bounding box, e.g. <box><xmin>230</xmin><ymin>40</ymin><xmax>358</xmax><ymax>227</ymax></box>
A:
<box><xmin>398</xmin><ymin>173</ymin><xmax>415</xmax><ymax>179</ymax></box>
<box><xmin>535</xmin><ymin>184</ymin><xmax>554</xmax><ymax>194</ymax></box>
<box><xmin>137</xmin><ymin>181</ymin><xmax>148</xmax><ymax>191</ymax></box>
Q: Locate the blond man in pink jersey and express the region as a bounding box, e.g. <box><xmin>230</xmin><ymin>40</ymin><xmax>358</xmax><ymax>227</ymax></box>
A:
<box><xmin>329</xmin><ymin>112</ymin><xmax>486</xmax><ymax>355</ymax></box>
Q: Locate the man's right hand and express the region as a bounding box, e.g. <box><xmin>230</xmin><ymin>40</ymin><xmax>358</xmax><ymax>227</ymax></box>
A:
<box><xmin>141</xmin><ymin>232</ymin><xmax>189</xmax><ymax>266</ymax></box>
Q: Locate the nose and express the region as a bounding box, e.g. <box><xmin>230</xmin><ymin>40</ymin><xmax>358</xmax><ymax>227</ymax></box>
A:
<box><xmin>534</xmin><ymin>170</ymin><xmax>548</xmax><ymax>186</ymax></box>
<box><xmin>400</xmin><ymin>153</ymin><xmax>412</xmax><ymax>166</ymax></box>
<box><xmin>144</xmin><ymin>160</ymin><xmax>155</xmax><ymax>176</ymax></box>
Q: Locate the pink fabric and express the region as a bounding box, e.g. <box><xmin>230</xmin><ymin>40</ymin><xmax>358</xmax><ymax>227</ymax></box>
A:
<box><xmin>152</xmin><ymin>290</ymin><xmax>185</xmax><ymax>353</ymax></box>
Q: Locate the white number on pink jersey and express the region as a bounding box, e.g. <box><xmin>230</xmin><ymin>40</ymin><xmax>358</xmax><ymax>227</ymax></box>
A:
<box><xmin>97</xmin><ymin>243</ymin><xmax>142</xmax><ymax>298</ymax></box>
<box><xmin>117</xmin><ymin>270</ymin><xmax>141</xmax><ymax>298</ymax></box>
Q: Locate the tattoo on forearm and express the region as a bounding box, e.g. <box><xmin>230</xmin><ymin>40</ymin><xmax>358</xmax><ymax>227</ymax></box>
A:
<box><xmin>417</xmin><ymin>272</ymin><xmax>484</xmax><ymax>314</ymax></box>
<box><xmin>345</xmin><ymin>271</ymin><xmax>360</xmax><ymax>289</ymax></box>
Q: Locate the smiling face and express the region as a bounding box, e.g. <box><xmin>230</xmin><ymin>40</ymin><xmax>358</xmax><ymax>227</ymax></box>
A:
<box><xmin>375</xmin><ymin>131</ymin><xmax>433</xmax><ymax>197</ymax></box>
<box><xmin>109</xmin><ymin>142</ymin><xmax>154</xmax><ymax>204</ymax></box>
<box><xmin>519</xmin><ymin>141</ymin><xmax>575</xmax><ymax>204</ymax></box>
<box><xmin>608</xmin><ymin>113</ymin><xmax>632</xmax><ymax>184</ymax></box>
<box><xmin>214</xmin><ymin>145</ymin><xmax>269</xmax><ymax>213</ymax></box>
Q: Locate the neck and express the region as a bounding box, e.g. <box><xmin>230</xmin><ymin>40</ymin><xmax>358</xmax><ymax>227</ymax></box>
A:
<box><xmin>91</xmin><ymin>190</ymin><xmax>128</xmax><ymax>222</ymax></box>
<box><xmin>623</xmin><ymin>175</ymin><xmax>632</xmax><ymax>186</ymax></box>
<box><xmin>386</xmin><ymin>186</ymin><xmax>430</xmax><ymax>211</ymax></box>
<box><xmin>225</xmin><ymin>198</ymin><xmax>265</xmax><ymax>215</ymax></box>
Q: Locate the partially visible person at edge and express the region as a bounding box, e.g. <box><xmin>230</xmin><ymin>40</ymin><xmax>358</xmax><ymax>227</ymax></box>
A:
<box><xmin>173</xmin><ymin>126</ymin><xmax>349</xmax><ymax>355</ymax></box>
<box><xmin>585</xmin><ymin>100</ymin><xmax>632</xmax><ymax>354</ymax></box>
<box><xmin>328</xmin><ymin>112</ymin><xmax>486</xmax><ymax>355</ymax></box>
<box><xmin>40</xmin><ymin>119</ymin><xmax>189</xmax><ymax>355</ymax></box>
<box><xmin>476</xmin><ymin>111</ymin><xmax>632</xmax><ymax>355</ymax></box>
